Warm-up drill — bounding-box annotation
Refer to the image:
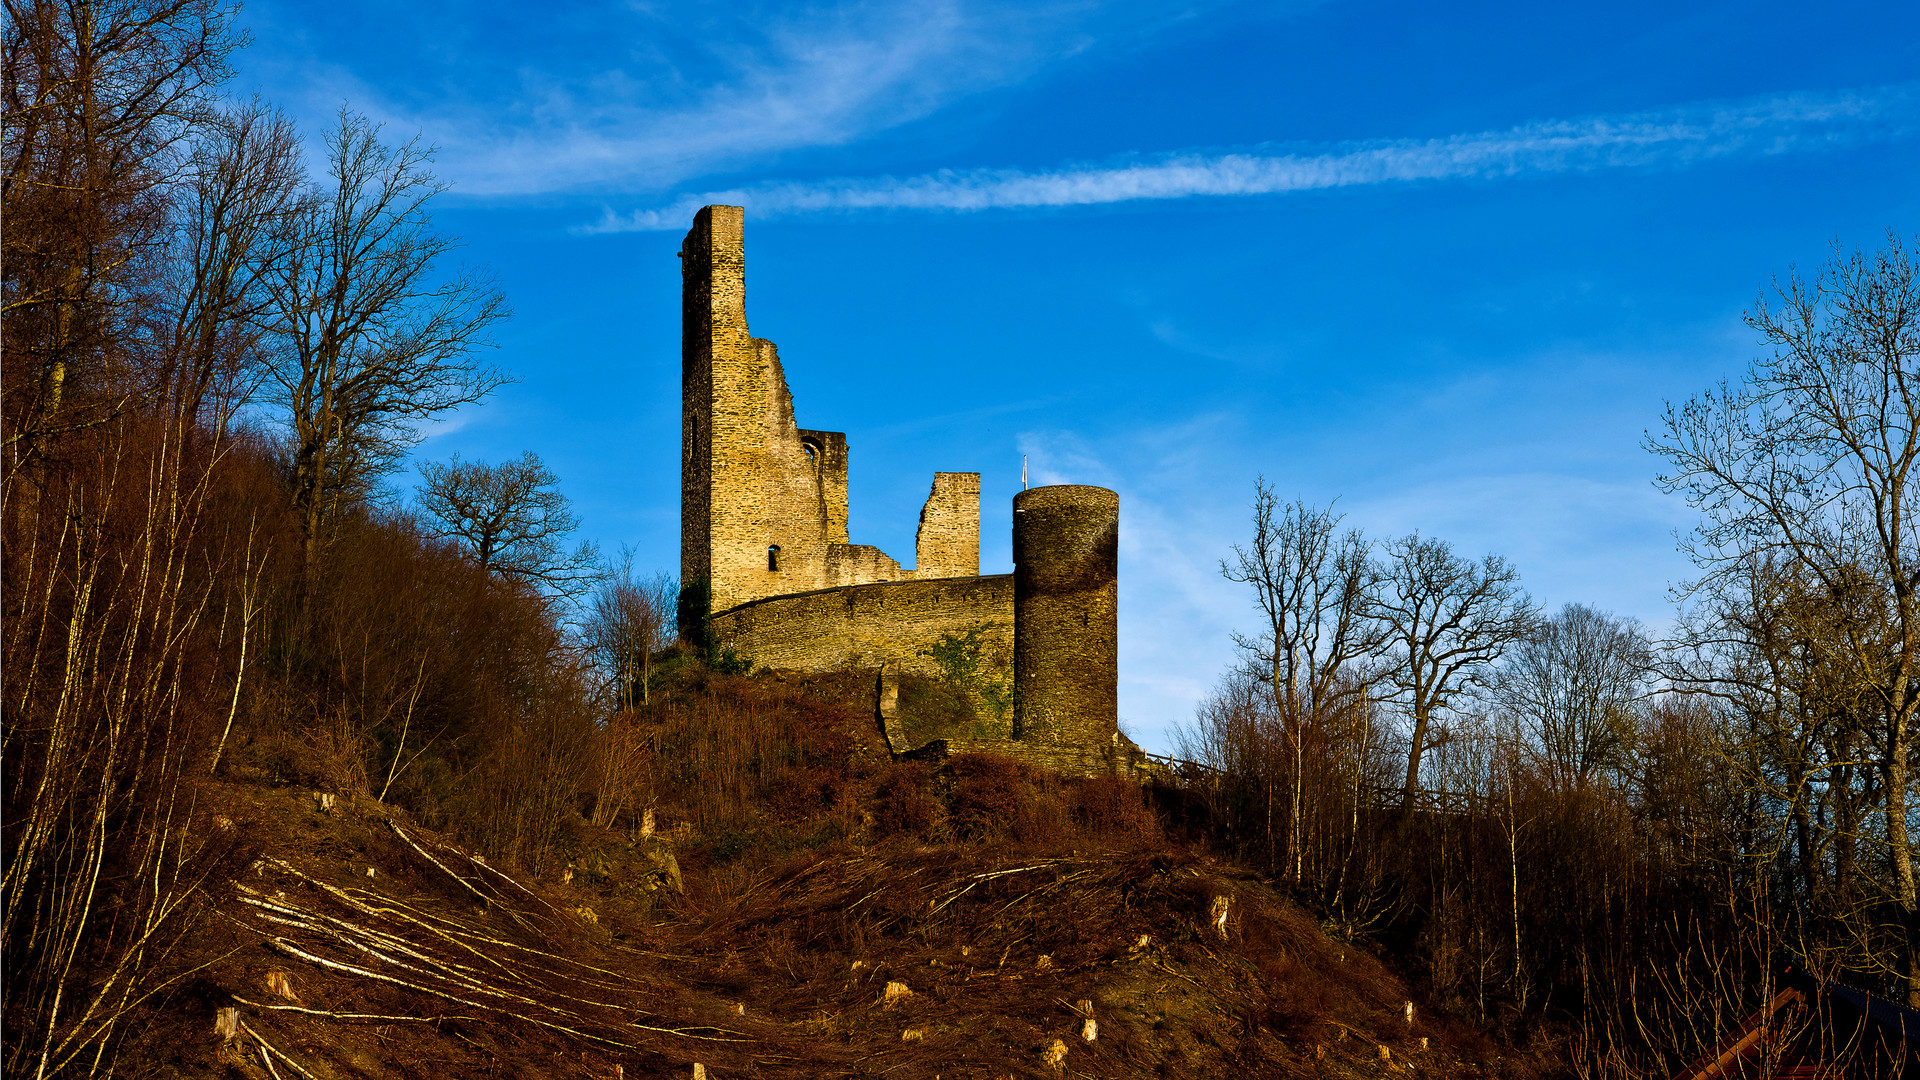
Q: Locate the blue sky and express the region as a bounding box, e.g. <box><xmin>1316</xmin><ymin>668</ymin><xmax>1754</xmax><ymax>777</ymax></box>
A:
<box><xmin>234</xmin><ymin>0</ymin><xmax>1920</xmax><ymax>752</ymax></box>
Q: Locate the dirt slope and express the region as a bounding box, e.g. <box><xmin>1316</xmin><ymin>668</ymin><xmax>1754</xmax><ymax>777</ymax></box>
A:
<box><xmin>115</xmin><ymin>775</ymin><xmax>1535</xmax><ymax>1080</ymax></box>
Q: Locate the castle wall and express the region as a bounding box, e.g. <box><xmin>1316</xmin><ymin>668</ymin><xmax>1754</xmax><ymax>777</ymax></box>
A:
<box><xmin>678</xmin><ymin>207</ymin><xmax>735</xmax><ymax>602</ymax></box>
<box><xmin>826</xmin><ymin>543</ymin><xmax>905</xmax><ymax>587</ymax></box>
<box><xmin>1012</xmin><ymin>486</ymin><xmax>1119</xmax><ymax>746</ymax></box>
<box><xmin>681</xmin><ymin>206</ymin><xmax>983</xmax><ymax>618</ymax></box>
<box><xmin>797</xmin><ymin>428</ymin><xmax>850</xmax><ymax>545</ymax></box>
<box><xmin>937</xmin><ymin>738</ymin><xmax>1151</xmax><ymax>780</ymax></box>
<box><xmin>916</xmin><ymin>473</ymin><xmax>981</xmax><ymax>578</ymax></box>
<box><xmin>679</xmin><ymin>205</ymin><xmax>1127</xmax><ymax>776</ymax></box>
<box><xmin>710</xmin><ymin>574</ymin><xmax>1014</xmax><ymax>681</ymax></box>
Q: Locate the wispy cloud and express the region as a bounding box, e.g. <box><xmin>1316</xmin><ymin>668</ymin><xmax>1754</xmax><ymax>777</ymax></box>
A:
<box><xmin>584</xmin><ymin>84</ymin><xmax>1920</xmax><ymax>231</ymax></box>
<box><xmin>255</xmin><ymin>1</ymin><xmax>1266</xmax><ymax>197</ymax></box>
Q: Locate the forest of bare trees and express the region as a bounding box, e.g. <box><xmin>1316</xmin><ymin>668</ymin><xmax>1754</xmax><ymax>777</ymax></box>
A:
<box><xmin>1180</xmin><ymin>234</ymin><xmax>1920</xmax><ymax>1075</ymax></box>
<box><xmin>0</xmin><ymin>4</ymin><xmax>621</xmax><ymax>1073</ymax></box>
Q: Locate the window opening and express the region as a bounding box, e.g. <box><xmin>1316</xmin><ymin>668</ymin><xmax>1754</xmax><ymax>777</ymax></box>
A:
<box><xmin>768</xmin><ymin>544</ymin><xmax>781</xmax><ymax>572</ymax></box>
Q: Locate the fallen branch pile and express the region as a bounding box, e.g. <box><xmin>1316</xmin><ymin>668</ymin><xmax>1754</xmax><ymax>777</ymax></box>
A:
<box><xmin>220</xmin><ymin>824</ymin><xmax>840</xmax><ymax>1076</ymax></box>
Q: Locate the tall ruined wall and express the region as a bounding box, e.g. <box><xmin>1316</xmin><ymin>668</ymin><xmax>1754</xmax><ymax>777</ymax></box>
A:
<box><xmin>681</xmin><ymin>207</ymin><xmax>850</xmax><ymax>614</ymax></box>
<box><xmin>798</xmin><ymin>428</ymin><xmax>850</xmax><ymax>546</ymax></box>
<box><xmin>1012</xmin><ymin>485</ymin><xmax>1119</xmax><ymax>746</ymax></box>
<box><xmin>710</xmin><ymin>575</ymin><xmax>1014</xmax><ymax>682</ymax></box>
<box><xmin>679</xmin><ymin>206</ymin><xmax>736</xmax><ymax>603</ymax></box>
<box><xmin>916</xmin><ymin>473</ymin><xmax>980</xmax><ymax>578</ymax></box>
<box><xmin>681</xmin><ymin>206</ymin><xmax>984</xmax><ymax>619</ymax></box>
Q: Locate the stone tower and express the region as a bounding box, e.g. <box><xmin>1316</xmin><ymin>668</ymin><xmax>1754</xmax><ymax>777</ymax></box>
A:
<box><xmin>1012</xmin><ymin>485</ymin><xmax>1119</xmax><ymax>744</ymax></box>
<box><xmin>680</xmin><ymin>206</ymin><xmax>852</xmax><ymax>617</ymax></box>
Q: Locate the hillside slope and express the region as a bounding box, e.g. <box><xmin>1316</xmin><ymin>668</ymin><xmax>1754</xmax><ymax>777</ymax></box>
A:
<box><xmin>123</xmin><ymin>772</ymin><xmax>1527</xmax><ymax>1079</ymax></box>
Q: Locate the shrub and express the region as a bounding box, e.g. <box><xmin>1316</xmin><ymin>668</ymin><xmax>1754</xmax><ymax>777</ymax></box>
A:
<box><xmin>948</xmin><ymin>753</ymin><xmax>1025</xmax><ymax>840</ymax></box>
<box><xmin>1011</xmin><ymin>791</ymin><xmax>1070</xmax><ymax>846</ymax></box>
<box><xmin>771</xmin><ymin>766</ymin><xmax>846</xmax><ymax>822</ymax></box>
<box><xmin>1076</xmin><ymin>775</ymin><xmax>1156</xmax><ymax>841</ymax></box>
<box><xmin>871</xmin><ymin>762</ymin><xmax>937</xmax><ymax>839</ymax></box>
<box><xmin>637</xmin><ymin>672</ymin><xmax>859</xmax><ymax>837</ymax></box>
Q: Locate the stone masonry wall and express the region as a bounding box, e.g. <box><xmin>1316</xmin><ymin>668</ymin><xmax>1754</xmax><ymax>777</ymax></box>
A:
<box><xmin>825</xmin><ymin>543</ymin><xmax>905</xmax><ymax>587</ymax></box>
<box><xmin>681</xmin><ymin>205</ymin><xmax>1126</xmax><ymax>778</ymax></box>
<box><xmin>915</xmin><ymin>473</ymin><xmax>981</xmax><ymax>578</ymax></box>
<box><xmin>1013</xmin><ymin>485</ymin><xmax>1119</xmax><ymax>747</ymax></box>
<box><xmin>797</xmin><ymin>428</ymin><xmax>850</xmax><ymax>545</ymax></box>
<box><xmin>710</xmin><ymin>574</ymin><xmax>1014</xmax><ymax>681</ymax></box>
<box><xmin>678</xmin><ymin>207</ymin><xmax>732</xmax><ymax>600</ymax></box>
<box><xmin>681</xmin><ymin>206</ymin><xmax>984</xmax><ymax>617</ymax></box>
<box><xmin>938</xmin><ymin>737</ymin><xmax>1153</xmax><ymax>780</ymax></box>
<box><xmin>682</xmin><ymin>208</ymin><xmax>840</xmax><ymax>612</ymax></box>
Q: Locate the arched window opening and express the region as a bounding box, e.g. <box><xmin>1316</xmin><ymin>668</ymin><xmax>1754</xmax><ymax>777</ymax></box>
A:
<box><xmin>768</xmin><ymin>544</ymin><xmax>781</xmax><ymax>572</ymax></box>
<box><xmin>801</xmin><ymin>438</ymin><xmax>821</xmax><ymax>470</ymax></box>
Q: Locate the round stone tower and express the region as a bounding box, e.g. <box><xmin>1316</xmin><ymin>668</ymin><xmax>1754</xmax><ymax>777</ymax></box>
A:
<box><xmin>1012</xmin><ymin>485</ymin><xmax>1118</xmax><ymax>744</ymax></box>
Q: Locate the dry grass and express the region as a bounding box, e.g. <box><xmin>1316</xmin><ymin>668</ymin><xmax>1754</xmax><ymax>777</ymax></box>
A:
<box><xmin>871</xmin><ymin>761</ymin><xmax>938</xmax><ymax>839</ymax></box>
<box><xmin>98</xmin><ymin>668</ymin><xmax>1551</xmax><ymax>1079</ymax></box>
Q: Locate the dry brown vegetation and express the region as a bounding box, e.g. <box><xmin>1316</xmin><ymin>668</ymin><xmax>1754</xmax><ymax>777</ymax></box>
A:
<box><xmin>84</xmin><ymin>734</ymin><xmax>1531</xmax><ymax>1080</ymax></box>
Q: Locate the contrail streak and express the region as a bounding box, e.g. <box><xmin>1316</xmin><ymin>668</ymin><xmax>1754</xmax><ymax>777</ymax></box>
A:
<box><xmin>582</xmin><ymin>84</ymin><xmax>1917</xmax><ymax>233</ymax></box>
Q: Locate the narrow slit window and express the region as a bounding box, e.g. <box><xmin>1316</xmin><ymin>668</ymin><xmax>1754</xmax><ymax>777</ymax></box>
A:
<box><xmin>768</xmin><ymin>544</ymin><xmax>781</xmax><ymax>571</ymax></box>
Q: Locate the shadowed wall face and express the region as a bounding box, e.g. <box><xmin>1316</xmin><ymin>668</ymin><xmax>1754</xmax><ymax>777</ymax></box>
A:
<box><xmin>1013</xmin><ymin>485</ymin><xmax>1119</xmax><ymax>745</ymax></box>
<box><xmin>679</xmin><ymin>206</ymin><xmax>737</xmax><ymax>608</ymax></box>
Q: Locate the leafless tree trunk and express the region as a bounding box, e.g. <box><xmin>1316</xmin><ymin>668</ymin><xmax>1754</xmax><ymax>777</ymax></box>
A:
<box><xmin>1651</xmin><ymin>232</ymin><xmax>1920</xmax><ymax>1004</ymax></box>
<box><xmin>1220</xmin><ymin>479</ymin><xmax>1384</xmax><ymax>879</ymax></box>
<box><xmin>3</xmin><ymin>0</ymin><xmax>238</xmax><ymax>476</ymax></box>
<box><xmin>259</xmin><ymin>109</ymin><xmax>509</xmax><ymax>578</ymax></box>
<box><xmin>1372</xmin><ymin>533</ymin><xmax>1537</xmax><ymax>806</ymax></box>
<box><xmin>4</xmin><ymin>5</ymin><xmax>264</xmax><ymax>1075</ymax></box>
<box><xmin>159</xmin><ymin>100</ymin><xmax>306</xmax><ymax>426</ymax></box>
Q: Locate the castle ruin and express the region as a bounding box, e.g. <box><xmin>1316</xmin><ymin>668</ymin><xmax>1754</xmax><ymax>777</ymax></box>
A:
<box><xmin>678</xmin><ymin>206</ymin><xmax>1147</xmax><ymax>776</ymax></box>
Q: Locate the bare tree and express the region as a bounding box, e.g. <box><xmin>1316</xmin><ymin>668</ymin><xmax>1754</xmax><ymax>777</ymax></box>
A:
<box><xmin>3</xmin><ymin>0</ymin><xmax>240</xmax><ymax>478</ymax></box>
<box><xmin>582</xmin><ymin>555</ymin><xmax>677</xmax><ymax>711</ymax></box>
<box><xmin>3</xmin><ymin>5</ymin><xmax>262</xmax><ymax>1076</ymax></box>
<box><xmin>157</xmin><ymin>100</ymin><xmax>307</xmax><ymax>429</ymax></box>
<box><xmin>1650</xmin><ymin>232</ymin><xmax>1920</xmax><ymax>1003</ymax></box>
<box><xmin>1494</xmin><ymin>603</ymin><xmax>1650</xmax><ymax>791</ymax></box>
<box><xmin>1662</xmin><ymin>554</ymin><xmax>1899</xmax><ymax>984</ymax></box>
<box><xmin>415</xmin><ymin>451</ymin><xmax>599</xmax><ymax>595</ymax></box>
<box><xmin>1220</xmin><ymin>479</ymin><xmax>1384</xmax><ymax>877</ymax></box>
<box><xmin>581</xmin><ymin>558</ymin><xmax>675</xmax><ymax>830</ymax></box>
<box><xmin>259</xmin><ymin>109</ymin><xmax>509</xmax><ymax>575</ymax></box>
<box><xmin>1372</xmin><ymin>533</ymin><xmax>1537</xmax><ymax>805</ymax></box>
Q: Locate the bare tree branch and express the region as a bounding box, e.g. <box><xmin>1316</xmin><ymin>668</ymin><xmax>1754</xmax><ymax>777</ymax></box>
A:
<box><xmin>415</xmin><ymin>450</ymin><xmax>600</xmax><ymax>597</ymax></box>
<box><xmin>257</xmin><ymin>108</ymin><xmax>510</xmax><ymax>576</ymax></box>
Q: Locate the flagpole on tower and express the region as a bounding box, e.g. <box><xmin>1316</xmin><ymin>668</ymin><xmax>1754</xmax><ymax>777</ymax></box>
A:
<box><xmin>1022</xmin><ymin>455</ymin><xmax>1028</xmax><ymax>491</ymax></box>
